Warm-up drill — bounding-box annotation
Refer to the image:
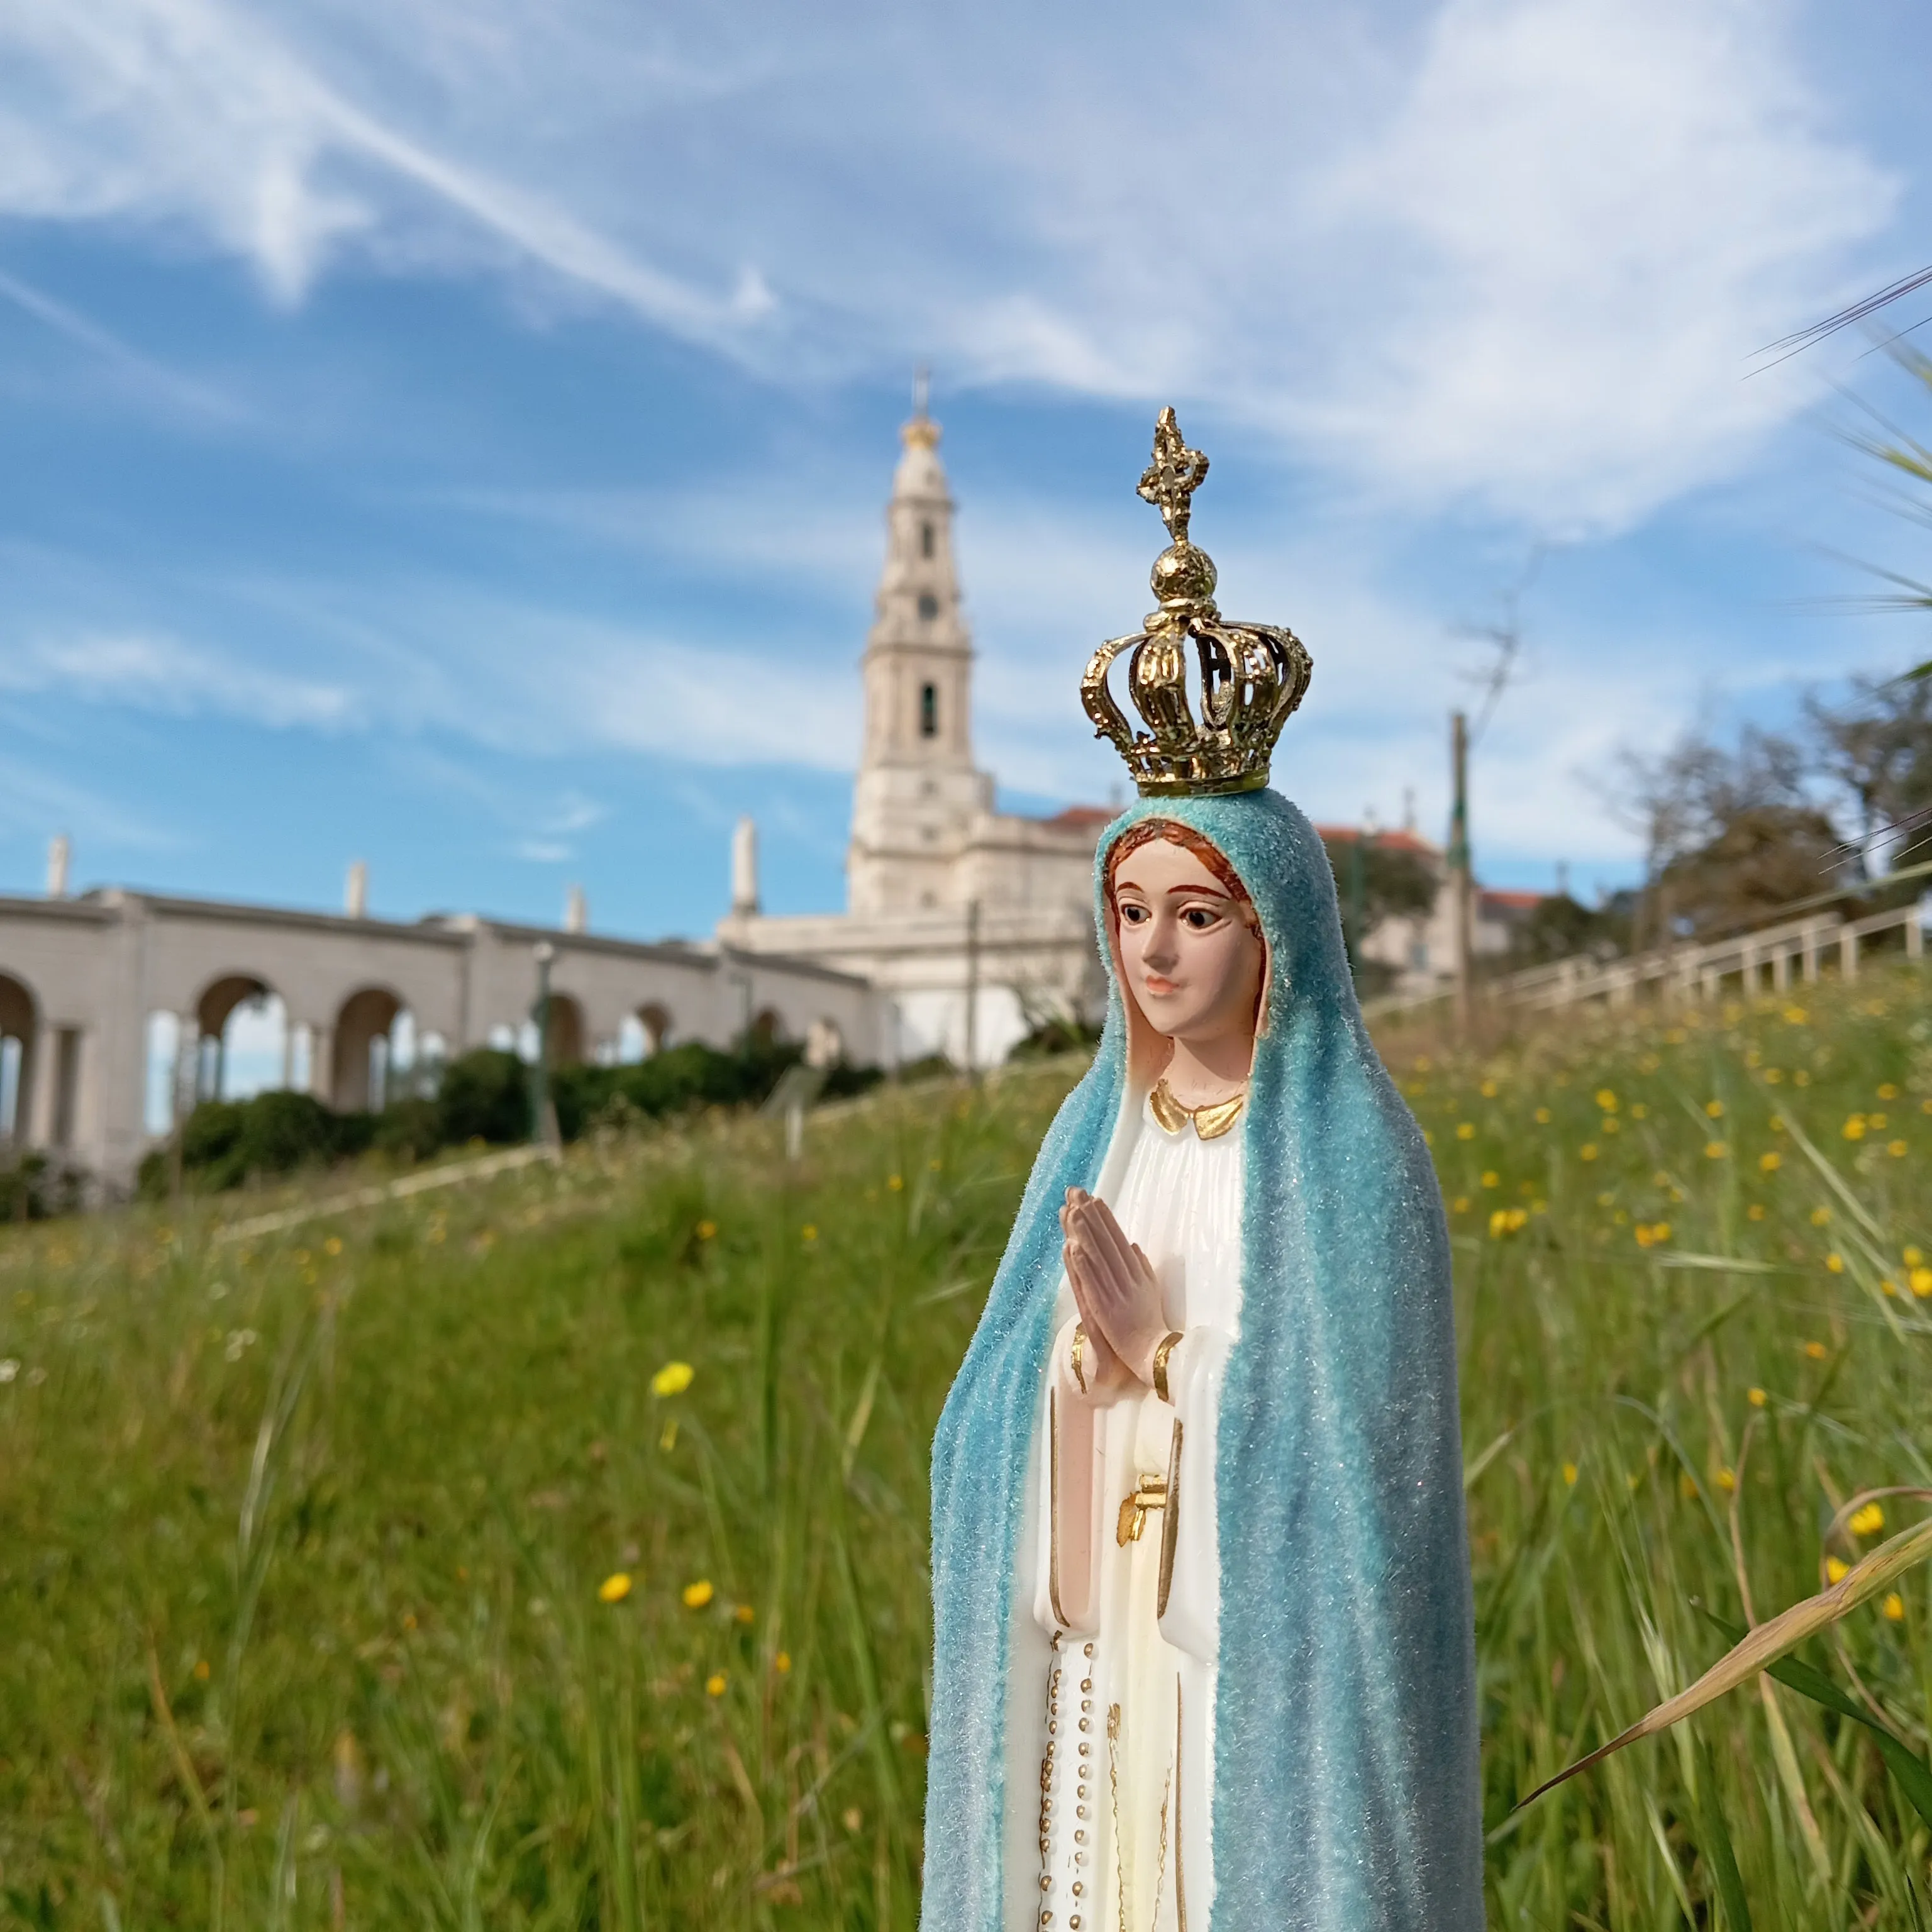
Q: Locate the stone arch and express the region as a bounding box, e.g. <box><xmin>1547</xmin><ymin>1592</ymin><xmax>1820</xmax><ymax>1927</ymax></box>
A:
<box><xmin>332</xmin><ymin>985</ymin><xmax>402</xmax><ymax>1112</ymax></box>
<box><xmin>190</xmin><ymin>974</ymin><xmax>287</xmax><ymax>1102</ymax></box>
<box><xmin>209</xmin><ymin>977</ymin><xmax>297</xmax><ymax>1102</ymax></box>
<box><xmin>545</xmin><ymin>991</ymin><xmax>586</xmax><ymax>1068</ymax></box>
<box><xmin>0</xmin><ymin>971</ymin><xmax>36</xmax><ymax>1143</ymax></box>
<box><xmin>637</xmin><ymin>1002</ymin><xmax>672</xmax><ymax>1056</ymax></box>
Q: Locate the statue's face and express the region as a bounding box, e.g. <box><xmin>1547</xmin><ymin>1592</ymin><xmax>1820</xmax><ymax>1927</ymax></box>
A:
<box><xmin>1110</xmin><ymin>837</ymin><xmax>1263</xmax><ymax>1047</ymax></box>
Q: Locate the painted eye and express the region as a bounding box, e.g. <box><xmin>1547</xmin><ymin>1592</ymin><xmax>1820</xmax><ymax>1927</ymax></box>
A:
<box><xmin>1182</xmin><ymin>907</ymin><xmax>1217</xmax><ymax>930</ymax></box>
<box><xmin>1119</xmin><ymin>903</ymin><xmax>1148</xmax><ymax>924</ymax></box>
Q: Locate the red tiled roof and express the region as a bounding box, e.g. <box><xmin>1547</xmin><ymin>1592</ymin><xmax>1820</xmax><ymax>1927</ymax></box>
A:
<box><xmin>1481</xmin><ymin>889</ymin><xmax>1547</xmax><ymax>911</ymax></box>
<box><xmin>1313</xmin><ymin>824</ymin><xmax>1440</xmax><ymax>857</ymax></box>
<box><xmin>1040</xmin><ymin>806</ymin><xmax>1115</xmax><ymax>830</ymax></box>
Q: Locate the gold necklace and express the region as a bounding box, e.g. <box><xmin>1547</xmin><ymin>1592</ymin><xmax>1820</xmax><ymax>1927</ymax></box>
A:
<box><xmin>1148</xmin><ymin>1078</ymin><xmax>1246</xmax><ymax>1141</ymax></box>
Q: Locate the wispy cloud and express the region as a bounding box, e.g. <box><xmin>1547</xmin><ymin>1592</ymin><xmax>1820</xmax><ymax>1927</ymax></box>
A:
<box><xmin>0</xmin><ymin>267</ymin><xmax>242</xmax><ymax>421</ymax></box>
<box><xmin>0</xmin><ymin>631</ymin><xmax>358</xmax><ymax>728</ymax></box>
<box><xmin>0</xmin><ymin>0</ymin><xmax>1897</xmax><ymax>530</ymax></box>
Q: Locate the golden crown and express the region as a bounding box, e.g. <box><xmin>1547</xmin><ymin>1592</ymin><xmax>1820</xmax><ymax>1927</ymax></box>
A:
<box><xmin>1080</xmin><ymin>408</ymin><xmax>1312</xmax><ymax>796</ymax></box>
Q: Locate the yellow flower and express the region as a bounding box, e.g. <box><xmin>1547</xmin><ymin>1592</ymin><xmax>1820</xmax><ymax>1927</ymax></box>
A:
<box><xmin>1704</xmin><ymin>1141</ymin><xmax>1727</xmax><ymax>1160</ymax></box>
<box><xmin>1906</xmin><ymin>1245</ymin><xmax>1924</xmax><ymax>1266</ymax></box>
<box><xmin>842</xmin><ymin>1807</ymin><xmax>864</xmax><ymax>1835</ymax></box>
<box><xmin>1534</xmin><ymin>1107</ymin><xmax>1552</xmax><ymax>1125</ymax></box>
<box><xmin>1804</xmin><ymin>1340</ymin><xmax>1828</xmax><ymax>1361</ymax></box>
<box><xmin>775</xmin><ymin>1650</ymin><xmax>792</xmax><ymax>1672</ymax></box>
<box><xmin>696</xmin><ymin>1219</ymin><xmax>718</xmax><ymax>1240</ymax></box>
<box><xmin>1765</xmin><ymin>1067</ymin><xmax>1784</xmax><ymax>1084</ymax></box>
<box><xmin>1826</xmin><ymin>1252</ymin><xmax>1845</xmax><ymax>1274</ymax></box>
<box><xmin>193</xmin><ymin>1658</ymin><xmax>211</xmax><ymax>1682</ymax></box>
<box><xmin>1782</xmin><ymin>1006</ymin><xmax>1807</xmax><ymax>1024</ymax></box>
<box><xmin>1748</xmin><ymin>1387</ymin><xmax>1767</xmax><ymax>1407</ymax></box>
<box><xmin>1716</xmin><ymin>1467</ymin><xmax>1736</xmax><ymax>1494</ymax></box>
<box><xmin>1872</xmin><ymin>1112</ymin><xmax>1889</xmax><ymax>1130</ymax></box>
<box><xmin>1758</xmin><ymin>1151</ymin><xmax>1781</xmax><ymax>1173</ymax></box>
<box><xmin>1480</xmin><ymin>1079</ymin><xmax>1499</xmax><ymax>1099</ymax></box>
<box><xmin>1455</xmin><ymin>1122</ymin><xmax>1475</xmax><ymax>1141</ymax></box>
<box><xmin>1450</xmin><ymin>1196</ymin><xmax>1469</xmax><ymax>1214</ymax></box>
<box><xmin>735</xmin><ymin>1603</ymin><xmax>755</xmax><ymax>1625</ymax></box>
<box><xmin>1883</xmin><ymin>1278</ymin><xmax>1899</xmax><ymax>1297</ymax></box>
<box><xmin>1746</xmin><ymin>1204</ymin><xmax>1766</xmax><ymax>1221</ymax></box>
<box><xmin>1629</xmin><ymin>1102</ymin><xmax>1648</xmax><ymax>1119</ymax></box>
<box><xmin>1826</xmin><ymin>1557</ymin><xmax>1850</xmax><ymax>1584</ymax></box>
<box><xmin>1602</xmin><ymin>1116</ymin><xmax>1621</xmax><ymax>1135</ymax></box>
<box><xmin>706</xmin><ymin>1672</ymin><xmax>727</xmax><ymax>1697</ymax></box>
<box><xmin>1679</xmin><ymin>1473</ymin><xmax>1699</xmax><ymax>1499</ymax></box>
<box><xmin>1481</xmin><ymin>1170</ymin><xmax>1499</xmax><ymax>1189</ymax></box>
<box><xmin>1562</xmin><ymin>1461</ymin><xmax>1579</xmax><ymax>1487</ymax></box>
<box><xmin>887</xmin><ymin>1173</ymin><xmax>904</xmax><ymax>1191</ymax></box>
<box><xmin>1879</xmin><ymin>1082</ymin><xmax>1899</xmax><ymax>1101</ymax></box>
<box><xmin>682</xmin><ymin>1579</ymin><xmax>714</xmax><ymax>1609</ymax></box>
<box><xmin>801</xmin><ymin>1224</ymin><xmax>818</xmax><ymax>1243</ymax></box>
<box><xmin>1850</xmin><ymin>1502</ymin><xmax>1885</xmax><ymax>1538</ymax></box>
<box><xmin>1810</xmin><ymin>1207</ymin><xmax>1831</xmax><ymax>1227</ymax></box>
<box><xmin>1596</xmin><ymin>1191</ymin><xmax>1614</xmax><ymax>1208</ymax></box>
<box><xmin>1843</xmin><ymin>1115</ymin><xmax>1867</xmax><ymax>1141</ymax></box>
<box><xmin>1794</xmin><ymin>1069</ymin><xmax>1811</xmax><ymax>1085</ymax></box>
<box><xmin>598</xmin><ymin>1572</ymin><xmax>633</xmax><ymax>1604</ymax></box>
<box><xmin>1911</xmin><ymin>1267</ymin><xmax>1932</xmax><ymax>1299</ymax></box>
<box><xmin>1704</xmin><ymin>1099</ymin><xmax>1725</xmax><ymax>1119</ymax></box>
<box><xmin>1595</xmin><ymin>1089</ymin><xmax>1618</xmax><ymax>1111</ymax></box>
<box><xmin>652</xmin><ymin>1361</ymin><xmax>695</xmax><ymax>1397</ymax></box>
<box><xmin>1769</xmin><ymin>1114</ymin><xmax>1785</xmax><ymax>1133</ymax></box>
<box><xmin>1883</xmin><ymin>1592</ymin><xmax>1906</xmax><ymax>1622</ymax></box>
<box><xmin>1580</xmin><ymin>1143</ymin><xmax>1599</xmax><ymax>1162</ymax></box>
<box><xmin>1889</xmin><ymin>1140</ymin><xmax>1908</xmax><ymax>1158</ymax></box>
<box><xmin>324</xmin><ymin>1235</ymin><xmax>343</xmax><ymax>1257</ymax></box>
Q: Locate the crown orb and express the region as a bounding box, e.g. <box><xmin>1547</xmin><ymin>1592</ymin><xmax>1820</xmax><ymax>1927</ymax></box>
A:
<box><xmin>1150</xmin><ymin>541</ymin><xmax>1216</xmax><ymax>609</ymax></box>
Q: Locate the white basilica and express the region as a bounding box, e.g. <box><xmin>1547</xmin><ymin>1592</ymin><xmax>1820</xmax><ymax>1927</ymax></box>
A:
<box><xmin>719</xmin><ymin>400</ymin><xmax>1109</xmax><ymax>1065</ymax></box>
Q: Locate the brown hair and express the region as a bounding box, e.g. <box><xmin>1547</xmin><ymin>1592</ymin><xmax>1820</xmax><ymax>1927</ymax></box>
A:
<box><xmin>1105</xmin><ymin>818</ymin><xmax>1252</xmax><ymax>906</ymax></box>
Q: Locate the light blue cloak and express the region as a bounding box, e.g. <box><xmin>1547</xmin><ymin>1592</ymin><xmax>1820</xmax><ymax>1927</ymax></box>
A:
<box><xmin>924</xmin><ymin>788</ymin><xmax>1482</xmax><ymax>1932</ymax></box>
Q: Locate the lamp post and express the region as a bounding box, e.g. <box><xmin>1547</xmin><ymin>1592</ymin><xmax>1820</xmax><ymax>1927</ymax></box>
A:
<box><xmin>1448</xmin><ymin>710</ymin><xmax>1474</xmax><ymax>1035</ymax></box>
<box><xmin>530</xmin><ymin>941</ymin><xmax>559</xmax><ymax>1148</ymax></box>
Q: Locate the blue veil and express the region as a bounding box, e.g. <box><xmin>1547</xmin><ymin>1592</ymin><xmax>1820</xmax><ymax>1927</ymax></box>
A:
<box><xmin>924</xmin><ymin>788</ymin><xmax>1482</xmax><ymax>1932</ymax></box>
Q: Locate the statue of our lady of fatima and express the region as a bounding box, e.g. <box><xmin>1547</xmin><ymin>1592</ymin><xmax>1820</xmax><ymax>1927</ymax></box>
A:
<box><xmin>923</xmin><ymin>412</ymin><xmax>1483</xmax><ymax>1932</ymax></box>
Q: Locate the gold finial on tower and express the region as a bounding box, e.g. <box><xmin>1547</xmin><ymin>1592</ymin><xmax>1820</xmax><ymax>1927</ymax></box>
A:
<box><xmin>1081</xmin><ymin>407</ymin><xmax>1313</xmax><ymax>797</ymax></box>
<box><xmin>903</xmin><ymin>364</ymin><xmax>940</xmax><ymax>450</ymax></box>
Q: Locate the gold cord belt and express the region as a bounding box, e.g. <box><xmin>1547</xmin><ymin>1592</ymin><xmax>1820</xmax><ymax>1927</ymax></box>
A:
<box><xmin>1116</xmin><ymin>1473</ymin><xmax>1168</xmax><ymax>1546</ymax></box>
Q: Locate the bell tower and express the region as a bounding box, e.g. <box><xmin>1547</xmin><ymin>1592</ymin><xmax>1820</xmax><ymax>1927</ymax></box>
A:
<box><xmin>847</xmin><ymin>379</ymin><xmax>993</xmax><ymax>915</ymax></box>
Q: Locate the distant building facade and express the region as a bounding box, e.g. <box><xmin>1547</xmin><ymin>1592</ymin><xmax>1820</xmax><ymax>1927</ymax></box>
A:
<box><xmin>0</xmin><ymin>877</ymin><xmax>883</xmax><ymax>1193</ymax></box>
<box><xmin>1319</xmin><ymin>821</ymin><xmax>1543</xmax><ymax>994</ymax></box>
<box><xmin>719</xmin><ymin>402</ymin><xmax>1109</xmax><ymax>1065</ymax></box>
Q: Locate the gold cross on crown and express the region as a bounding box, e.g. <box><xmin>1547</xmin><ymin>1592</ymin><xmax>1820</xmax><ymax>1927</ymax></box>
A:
<box><xmin>1136</xmin><ymin>406</ymin><xmax>1210</xmax><ymax>543</ymax></box>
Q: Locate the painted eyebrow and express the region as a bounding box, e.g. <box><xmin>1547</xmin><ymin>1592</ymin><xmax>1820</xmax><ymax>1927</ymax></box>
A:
<box><xmin>1113</xmin><ymin>879</ymin><xmax>1234</xmax><ymax>903</ymax></box>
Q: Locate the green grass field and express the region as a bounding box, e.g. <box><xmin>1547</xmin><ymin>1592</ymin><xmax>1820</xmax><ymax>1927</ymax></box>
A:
<box><xmin>3</xmin><ymin>967</ymin><xmax>1931</xmax><ymax>1930</ymax></box>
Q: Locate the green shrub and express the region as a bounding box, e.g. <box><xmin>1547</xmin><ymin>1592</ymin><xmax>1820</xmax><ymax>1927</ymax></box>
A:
<box><xmin>0</xmin><ymin>1151</ymin><xmax>86</xmax><ymax>1221</ymax></box>
<box><xmin>434</xmin><ymin>1047</ymin><xmax>530</xmax><ymax>1146</ymax></box>
<box><xmin>372</xmin><ymin>1094</ymin><xmax>444</xmax><ymax>1162</ymax></box>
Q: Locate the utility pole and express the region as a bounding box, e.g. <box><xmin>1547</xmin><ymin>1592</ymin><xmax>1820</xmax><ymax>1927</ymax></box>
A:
<box><xmin>963</xmin><ymin>899</ymin><xmax>981</xmax><ymax>1075</ymax></box>
<box><xmin>530</xmin><ymin>941</ymin><xmax>559</xmax><ymax>1148</ymax></box>
<box><xmin>1449</xmin><ymin>711</ymin><xmax>1474</xmax><ymax>1035</ymax></box>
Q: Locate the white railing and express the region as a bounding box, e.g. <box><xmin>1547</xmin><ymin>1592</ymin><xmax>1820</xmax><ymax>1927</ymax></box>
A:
<box><xmin>1365</xmin><ymin>898</ymin><xmax>1927</xmax><ymax>1022</ymax></box>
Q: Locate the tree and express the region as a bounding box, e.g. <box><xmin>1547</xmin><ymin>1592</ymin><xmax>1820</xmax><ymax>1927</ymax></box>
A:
<box><xmin>1807</xmin><ymin>672</ymin><xmax>1932</xmax><ymax>858</ymax></box>
<box><xmin>1619</xmin><ymin>724</ymin><xmax>1843</xmax><ymax>941</ymax></box>
<box><xmin>1318</xmin><ymin>832</ymin><xmax>1440</xmax><ymax>990</ymax></box>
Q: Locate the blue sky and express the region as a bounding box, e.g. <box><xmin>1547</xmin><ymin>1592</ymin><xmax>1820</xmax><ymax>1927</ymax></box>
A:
<box><xmin>1</xmin><ymin>0</ymin><xmax>1929</xmax><ymax>939</ymax></box>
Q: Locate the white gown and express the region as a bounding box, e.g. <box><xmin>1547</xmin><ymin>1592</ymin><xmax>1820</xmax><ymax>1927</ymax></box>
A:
<box><xmin>1021</xmin><ymin>1092</ymin><xmax>1243</xmax><ymax>1932</ymax></box>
